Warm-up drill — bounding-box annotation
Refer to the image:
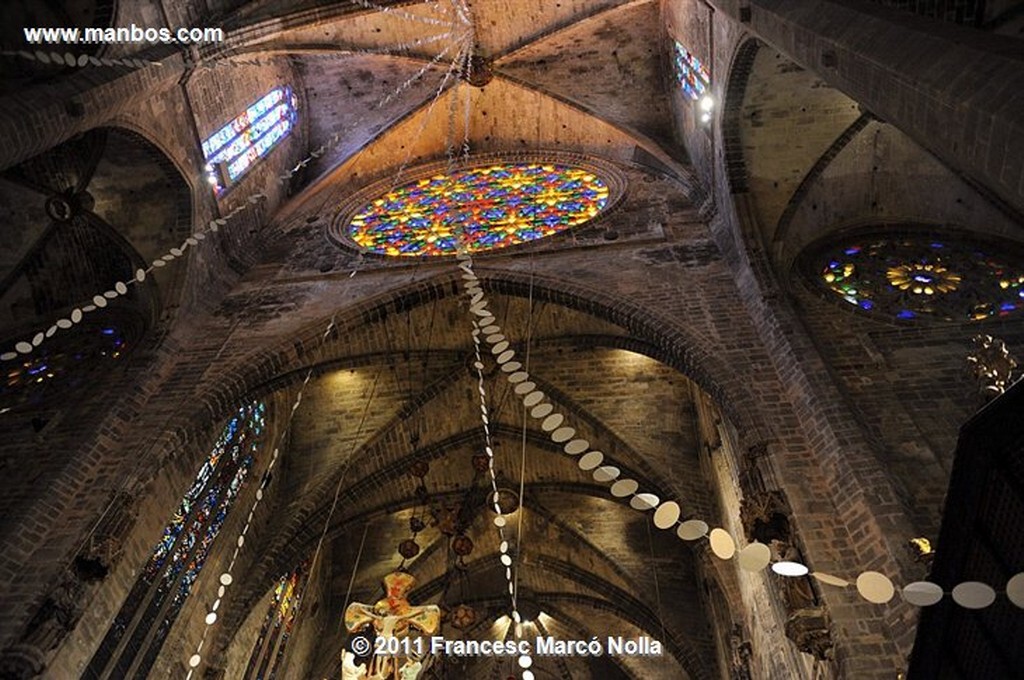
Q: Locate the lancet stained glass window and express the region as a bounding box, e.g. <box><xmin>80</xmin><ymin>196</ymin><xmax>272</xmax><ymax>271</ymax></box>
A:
<box><xmin>347</xmin><ymin>163</ymin><xmax>610</xmax><ymax>256</ymax></box>
<box><xmin>673</xmin><ymin>41</ymin><xmax>710</xmax><ymax>101</ymax></box>
<box><xmin>813</xmin><ymin>236</ymin><xmax>1024</xmax><ymax>322</ymax></box>
<box><xmin>242</xmin><ymin>564</ymin><xmax>308</xmax><ymax>680</ymax></box>
<box><xmin>202</xmin><ymin>87</ymin><xmax>298</xmax><ymax>194</ymax></box>
<box><xmin>85</xmin><ymin>401</ymin><xmax>267</xmax><ymax>680</ymax></box>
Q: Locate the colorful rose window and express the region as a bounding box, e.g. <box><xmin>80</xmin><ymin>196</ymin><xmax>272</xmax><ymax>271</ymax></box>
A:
<box><xmin>813</xmin><ymin>236</ymin><xmax>1024</xmax><ymax>322</ymax></box>
<box><xmin>346</xmin><ymin>162</ymin><xmax>611</xmax><ymax>256</ymax></box>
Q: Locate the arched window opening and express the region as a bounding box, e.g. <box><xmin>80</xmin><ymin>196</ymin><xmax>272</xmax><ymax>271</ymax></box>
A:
<box><xmin>201</xmin><ymin>87</ymin><xmax>299</xmax><ymax>195</ymax></box>
<box><xmin>242</xmin><ymin>563</ymin><xmax>309</xmax><ymax>680</ymax></box>
<box><xmin>84</xmin><ymin>401</ymin><xmax>267</xmax><ymax>680</ymax></box>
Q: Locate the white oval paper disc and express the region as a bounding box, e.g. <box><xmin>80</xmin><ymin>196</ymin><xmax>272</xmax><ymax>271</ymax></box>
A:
<box><xmin>677</xmin><ymin>519</ymin><xmax>708</xmax><ymax>541</ymax></box>
<box><xmin>610</xmin><ymin>479</ymin><xmax>639</xmax><ymax>497</ymax></box>
<box><xmin>709</xmin><ymin>528</ymin><xmax>736</xmax><ymax>560</ymax></box>
<box><xmin>856</xmin><ymin>571</ymin><xmax>895</xmax><ymax>604</ymax></box>
<box><xmin>737</xmin><ymin>542</ymin><xmax>771</xmax><ymax>572</ymax></box>
<box><xmin>579</xmin><ymin>451</ymin><xmax>604</xmax><ymax>470</ymax></box>
<box><xmin>1007</xmin><ymin>572</ymin><xmax>1024</xmax><ymax>609</ymax></box>
<box><xmin>564</xmin><ymin>439</ymin><xmax>589</xmax><ymax>455</ymax></box>
<box><xmin>653</xmin><ymin>501</ymin><xmax>681</xmax><ymax>530</ymax></box>
<box><xmin>772</xmin><ymin>561</ymin><xmax>809</xmax><ymax>577</ymax></box>
<box><xmin>631</xmin><ymin>493</ymin><xmax>659</xmax><ymax>511</ymax></box>
<box><xmin>812</xmin><ymin>572</ymin><xmax>850</xmax><ymax>588</ymax></box>
<box><xmin>902</xmin><ymin>581</ymin><xmax>944</xmax><ymax>607</ymax></box>
<box><xmin>951</xmin><ymin>581</ymin><xmax>996</xmax><ymax>609</ymax></box>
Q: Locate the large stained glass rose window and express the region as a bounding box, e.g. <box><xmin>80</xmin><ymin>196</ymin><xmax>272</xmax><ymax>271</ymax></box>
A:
<box><xmin>344</xmin><ymin>162</ymin><xmax>612</xmax><ymax>257</ymax></box>
<box><xmin>808</xmin><ymin>234</ymin><xmax>1024</xmax><ymax>322</ymax></box>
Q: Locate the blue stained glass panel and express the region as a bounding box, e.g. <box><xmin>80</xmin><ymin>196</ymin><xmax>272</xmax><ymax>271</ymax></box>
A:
<box><xmin>202</xmin><ymin>87</ymin><xmax>298</xmax><ymax>194</ymax></box>
<box><xmin>673</xmin><ymin>41</ymin><xmax>710</xmax><ymax>101</ymax></box>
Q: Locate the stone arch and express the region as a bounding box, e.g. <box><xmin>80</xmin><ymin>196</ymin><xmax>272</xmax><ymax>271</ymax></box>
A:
<box><xmin>721</xmin><ymin>38</ymin><xmax>761</xmax><ymax>197</ymax></box>
<box><xmin>207</xmin><ymin>268</ymin><xmax>772</xmax><ymax>437</ymax></box>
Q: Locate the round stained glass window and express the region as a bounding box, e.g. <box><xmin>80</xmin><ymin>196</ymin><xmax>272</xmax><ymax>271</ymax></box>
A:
<box><xmin>807</xmin><ymin>233</ymin><xmax>1024</xmax><ymax>322</ymax></box>
<box><xmin>343</xmin><ymin>161</ymin><xmax>614</xmax><ymax>257</ymax></box>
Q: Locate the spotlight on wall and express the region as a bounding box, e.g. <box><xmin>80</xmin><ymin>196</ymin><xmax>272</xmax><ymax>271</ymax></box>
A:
<box><xmin>698</xmin><ymin>95</ymin><xmax>714</xmax><ymax>126</ymax></box>
<box><xmin>204</xmin><ymin>162</ymin><xmax>227</xmax><ymax>193</ymax></box>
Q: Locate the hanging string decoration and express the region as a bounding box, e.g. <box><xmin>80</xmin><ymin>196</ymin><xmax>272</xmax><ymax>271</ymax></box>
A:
<box><xmin>457</xmin><ymin>252</ymin><xmax>537</xmax><ymax>677</ymax></box>
<box><xmin>0</xmin><ymin>196</ymin><xmax>264</xmax><ymax>366</ymax></box>
<box><xmin>0</xmin><ymin>50</ymin><xmax>158</xmax><ymax>69</ymax></box>
<box><xmin>458</xmin><ymin>273</ymin><xmax>1024</xmax><ymax>626</ymax></box>
<box><xmin>347</xmin><ymin>163</ymin><xmax>611</xmax><ymax>256</ymax></box>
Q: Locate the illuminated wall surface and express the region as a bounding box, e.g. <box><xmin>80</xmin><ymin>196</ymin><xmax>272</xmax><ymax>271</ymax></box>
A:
<box><xmin>201</xmin><ymin>87</ymin><xmax>298</xmax><ymax>193</ymax></box>
<box><xmin>817</xmin><ymin>237</ymin><xmax>1024</xmax><ymax>321</ymax></box>
<box><xmin>673</xmin><ymin>41</ymin><xmax>710</xmax><ymax>101</ymax></box>
<box><xmin>347</xmin><ymin>163</ymin><xmax>611</xmax><ymax>256</ymax></box>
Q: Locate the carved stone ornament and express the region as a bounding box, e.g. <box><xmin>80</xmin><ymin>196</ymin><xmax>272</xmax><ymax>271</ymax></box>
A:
<box><xmin>739</xmin><ymin>490</ymin><xmax>791</xmax><ymax>545</ymax></box>
<box><xmin>784</xmin><ymin>607</ymin><xmax>834</xmax><ymax>660</ymax></box>
<box><xmin>0</xmin><ymin>574</ymin><xmax>85</xmax><ymax>680</ymax></box>
<box><xmin>966</xmin><ymin>334</ymin><xmax>1018</xmax><ymax>398</ymax></box>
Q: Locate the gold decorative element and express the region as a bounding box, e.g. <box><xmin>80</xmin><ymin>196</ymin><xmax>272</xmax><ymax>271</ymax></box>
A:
<box><xmin>966</xmin><ymin>334</ymin><xmax>1018</xmax><ymax>397</ymax></box>
<box><xmin>886</xmin><ymin>262</ymin><xmax>960</xmax><ymax>296</ymax></box>
<box><xmin>342</xmin><ymin>572</ymin><xmax>440</xmax><ymax>679</ymax></box>
<box><xmin>908</xmin><ymin>537</ymin><xmax>935</xmax><ymax>565</ymax></box>
<box><xmin>448</xmin><ymin>604</ymin><xmax>477</xmax><ymax>631</ymax></box>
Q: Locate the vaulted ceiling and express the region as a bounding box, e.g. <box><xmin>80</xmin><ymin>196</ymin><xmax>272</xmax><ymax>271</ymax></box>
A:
<box><xmin>3</xmin><ymin>1</ymin><xmax>1022</xmax><ymax>678</ymax></box>
<box><xmin>157</xmin><ymin>1</ymin><xmax>723</xmax><ymax>678</ymax></box>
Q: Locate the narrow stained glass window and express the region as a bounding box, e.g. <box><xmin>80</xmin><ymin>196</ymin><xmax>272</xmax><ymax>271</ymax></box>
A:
<box><xmin>243</xmin><ymin>564</ymin><xmax>308</xmax><ymax>680</ymax></box>
<box><xmin>346</xmin><ymin>162</ymin><xmax>611</xmax><ymax>257</ymax></box>
<box><xmin>202</xmin><ymin>87</ymin><xmax>298</xmax><ymax>194</ymax></box>
<box><xmin>673</xmin><ymin>41</ymin><xmax>710</xmax><ymax>101</ymax></box>
<box><xmin>85</xmin><ymin>401</ymin><xmax>267</xmax><ymax>680</ymax></box>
